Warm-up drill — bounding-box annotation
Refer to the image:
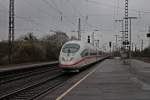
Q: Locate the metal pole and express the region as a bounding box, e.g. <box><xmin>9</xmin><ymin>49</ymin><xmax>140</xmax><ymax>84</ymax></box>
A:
<box><xmin>116</xmin><ymin>35</ymin><xmax>118</xmax><ymax>50</ymax></box>
<box><xmin>149</xmin><ymin>38</ymin><xmax>150</xmax><ymax>49</ymax></box>
<box><xmin>146</xmin><ymin>26</ymin><xmax>150</xmax><ymax>49</ymax></box>
<box><xmin>115</xmin><ymin>20</ymin><xmax>124</xmax><ymax>48</ymax></box>
<box><xmin>78</xmin><ymin>18</ymin><xmax>81</xmax><ymax>40</ymax></box>
<box><xmin>113</xmin><ymin>43</ymin><xmax>115</xmax><ymax>57</ymax></box>
<box><xmin>141</xmin><ymin>40</ymin><xmax>143</xmax><ymax>51</ymax></box>
<box><xmin>124</xmin><ymin>17</ymin><xmax>137</xmax><ymax>59</ymax></box>
<box><xmin>122</xmin><ymin>20</ymin><xmax>124</xmax><ymax>47</ymax></box>
<box><xmin>92</xmin><ymin>32</ymin><xmax>95</xmax><ymax>46</ymax></box>
<box><xmin>129</xmin><ymin>18</ymin><xmax>131</xmax><ymax>59</ymax></box>
<box><xmin>129</xmin><ymin>17</ymin><xmax>137</xmax><ymax>58</ymax></box>
<box><xmin>8</xmin><ymin>0</ymin><xmax>15</xmax><ymax>64</ymax></box>
<box><xmin>132</xmin><ymin>43</ymin><xmax>134</xmax><ymax>51</ymax></box>
<box><xmin>114</xmin><ymin>35</ymin><xmax>119</xmax><ymax>51</ymax></box>
<box><xmin>97</xmin><ymin>40</ymin><xmax>100</xmax><ymax>48</ymax></box>
<box><xmin>125</xmin><ymin>0</ymin><xmax>129</xmax><ymax>51</ymax></box>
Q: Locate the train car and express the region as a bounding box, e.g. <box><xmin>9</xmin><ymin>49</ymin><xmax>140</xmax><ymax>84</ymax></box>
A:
<box><xmin>59</xmin><ymin>40</ymin><xmax>106</xmax><ymax>72</ymax></box>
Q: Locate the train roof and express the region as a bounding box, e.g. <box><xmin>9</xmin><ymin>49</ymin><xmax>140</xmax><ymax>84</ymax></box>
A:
<box><xmin>64</xmin><ymin>40</ymin><xmax>101</xmax><ymax>51</ymax></box>
<box><xmin>64</xmin><ymin>40</ymin><xmax>85</xmax><ymax>45</ymax></box>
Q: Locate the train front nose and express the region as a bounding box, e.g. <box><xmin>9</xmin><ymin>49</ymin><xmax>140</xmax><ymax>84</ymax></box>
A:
<box><xmin>59</xmin><ymin>42</ymin><xmax>80</xmax><ymax>68</ymax></box>
<box><xmin>59</xmin><ymin>53</ymin><xmax>75</xmax><ymax>67</ymax></box>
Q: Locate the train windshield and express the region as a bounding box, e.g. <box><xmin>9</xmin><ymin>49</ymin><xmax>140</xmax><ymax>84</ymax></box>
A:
<box><xmin>62</xmin><ymin>43</ymin><xmax>80</xmax><ymax>53</ymax></box>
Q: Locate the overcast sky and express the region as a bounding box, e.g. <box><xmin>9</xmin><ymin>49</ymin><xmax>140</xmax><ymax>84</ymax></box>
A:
<box><xmin>0</xmin><ymin>0</ymin><xmax>150</xmax><ymax>49</ymax></box>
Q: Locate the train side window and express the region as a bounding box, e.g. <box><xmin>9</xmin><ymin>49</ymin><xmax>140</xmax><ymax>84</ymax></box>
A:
<box><xmin>81</xmin><ymin>49</ymin><xmax>89</xmax><ymax>57</ymax></box>
<box><xmin>89</xmin><ymin>49</ymin><xmax>92</xmax><ymax>56</ymax></box>
<box><xmin>90</xmin><ymin>50</ymin><xmax>97</xmax><ymax>55</ymax></box>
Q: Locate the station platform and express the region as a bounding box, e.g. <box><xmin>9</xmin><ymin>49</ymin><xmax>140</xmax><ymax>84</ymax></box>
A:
<box><xmin>55</xmin><ymin>59</ymin><xmax>150</xmax><ymax>100</ymax></box>
<box><xmin>0</xmin><ymin>61</ymin><xmax>58</xmax><ymax>73</ymax></box>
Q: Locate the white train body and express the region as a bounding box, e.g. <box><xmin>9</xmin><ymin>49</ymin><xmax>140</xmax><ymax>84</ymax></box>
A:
<box><xmin>59</xmin><ymin>40</ymin><xmax>105</xmax><ymax>72</ymax></box>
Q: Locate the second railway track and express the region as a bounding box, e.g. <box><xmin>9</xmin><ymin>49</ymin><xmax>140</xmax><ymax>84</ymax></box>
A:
<box><xmin>1</xmin><ymin>72</ymin><xmax>72</xmax><ymax>100</ymax></box>
<box><xmin>0</xmin><ymin>65</ymin><xmax>59</xmax><ymax>84</ymax></box>
<box><xmin>0</xmin><ymin>64</ymin><xmax>74</xmax><ymax>100</ymax></box>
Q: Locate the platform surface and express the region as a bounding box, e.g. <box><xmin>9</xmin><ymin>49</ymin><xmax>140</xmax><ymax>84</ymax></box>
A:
<box><xmin>0</xmin><ymin>61</ymin><xmax>58</xmax><ymax>72</ymax></box>
<box><xmin>57</xmin><ymin>59</ymin><xmax>150</xmax><ymax>100</ymax></box>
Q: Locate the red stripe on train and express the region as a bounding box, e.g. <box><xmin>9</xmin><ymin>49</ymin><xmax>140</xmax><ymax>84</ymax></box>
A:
<box><xmin>60</xmin><ymin>55</ymin><xmax>101</xmax><ymax>67</ymax></box>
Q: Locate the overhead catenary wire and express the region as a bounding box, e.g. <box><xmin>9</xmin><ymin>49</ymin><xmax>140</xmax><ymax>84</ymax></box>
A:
<box><xmin>21</xmin><ymin>0</ymin><xmax>77</xmax><ymax>32</ymax></box>
<box><xmin>0</xmin><ymin>0</ymin><xmax>150</xmax><ymax>39</ymax></box>
<box><xmin>86</xmin><ymin>0</ymin><xmax>150</xmax><ymax>14</ymax></box>
<box><xmin>41</xmin><ymin>0</ymin><xmax>77</xmax><ymax>30</ymax></box>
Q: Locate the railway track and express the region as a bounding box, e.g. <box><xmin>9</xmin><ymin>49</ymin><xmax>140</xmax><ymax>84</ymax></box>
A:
<box><xmin>1</xmin><ymin>73</ymin><xmax>71</xmax><ymax>100</ymax></box>
<box><xmin>0</xmin><ymin>64</ymin><xmax>71</xmax><ymax>100</ymax></box>
<box><xmin>0</xmin><ymin>65</ymin><xmax>59</xmax><ymax>84</ymax></box>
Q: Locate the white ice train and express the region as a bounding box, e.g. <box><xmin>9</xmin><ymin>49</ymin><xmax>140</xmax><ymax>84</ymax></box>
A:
<box><xmin>59</xmin><ymin>40</ymin><xmax>108</xmax><ymax>72</ymax></box>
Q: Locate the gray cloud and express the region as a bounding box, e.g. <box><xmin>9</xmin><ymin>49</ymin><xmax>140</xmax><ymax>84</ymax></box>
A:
<box><xmin>0</xmin><ymin>0</ymin><xmax>150</xmax><ymax>48</ymax></box>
